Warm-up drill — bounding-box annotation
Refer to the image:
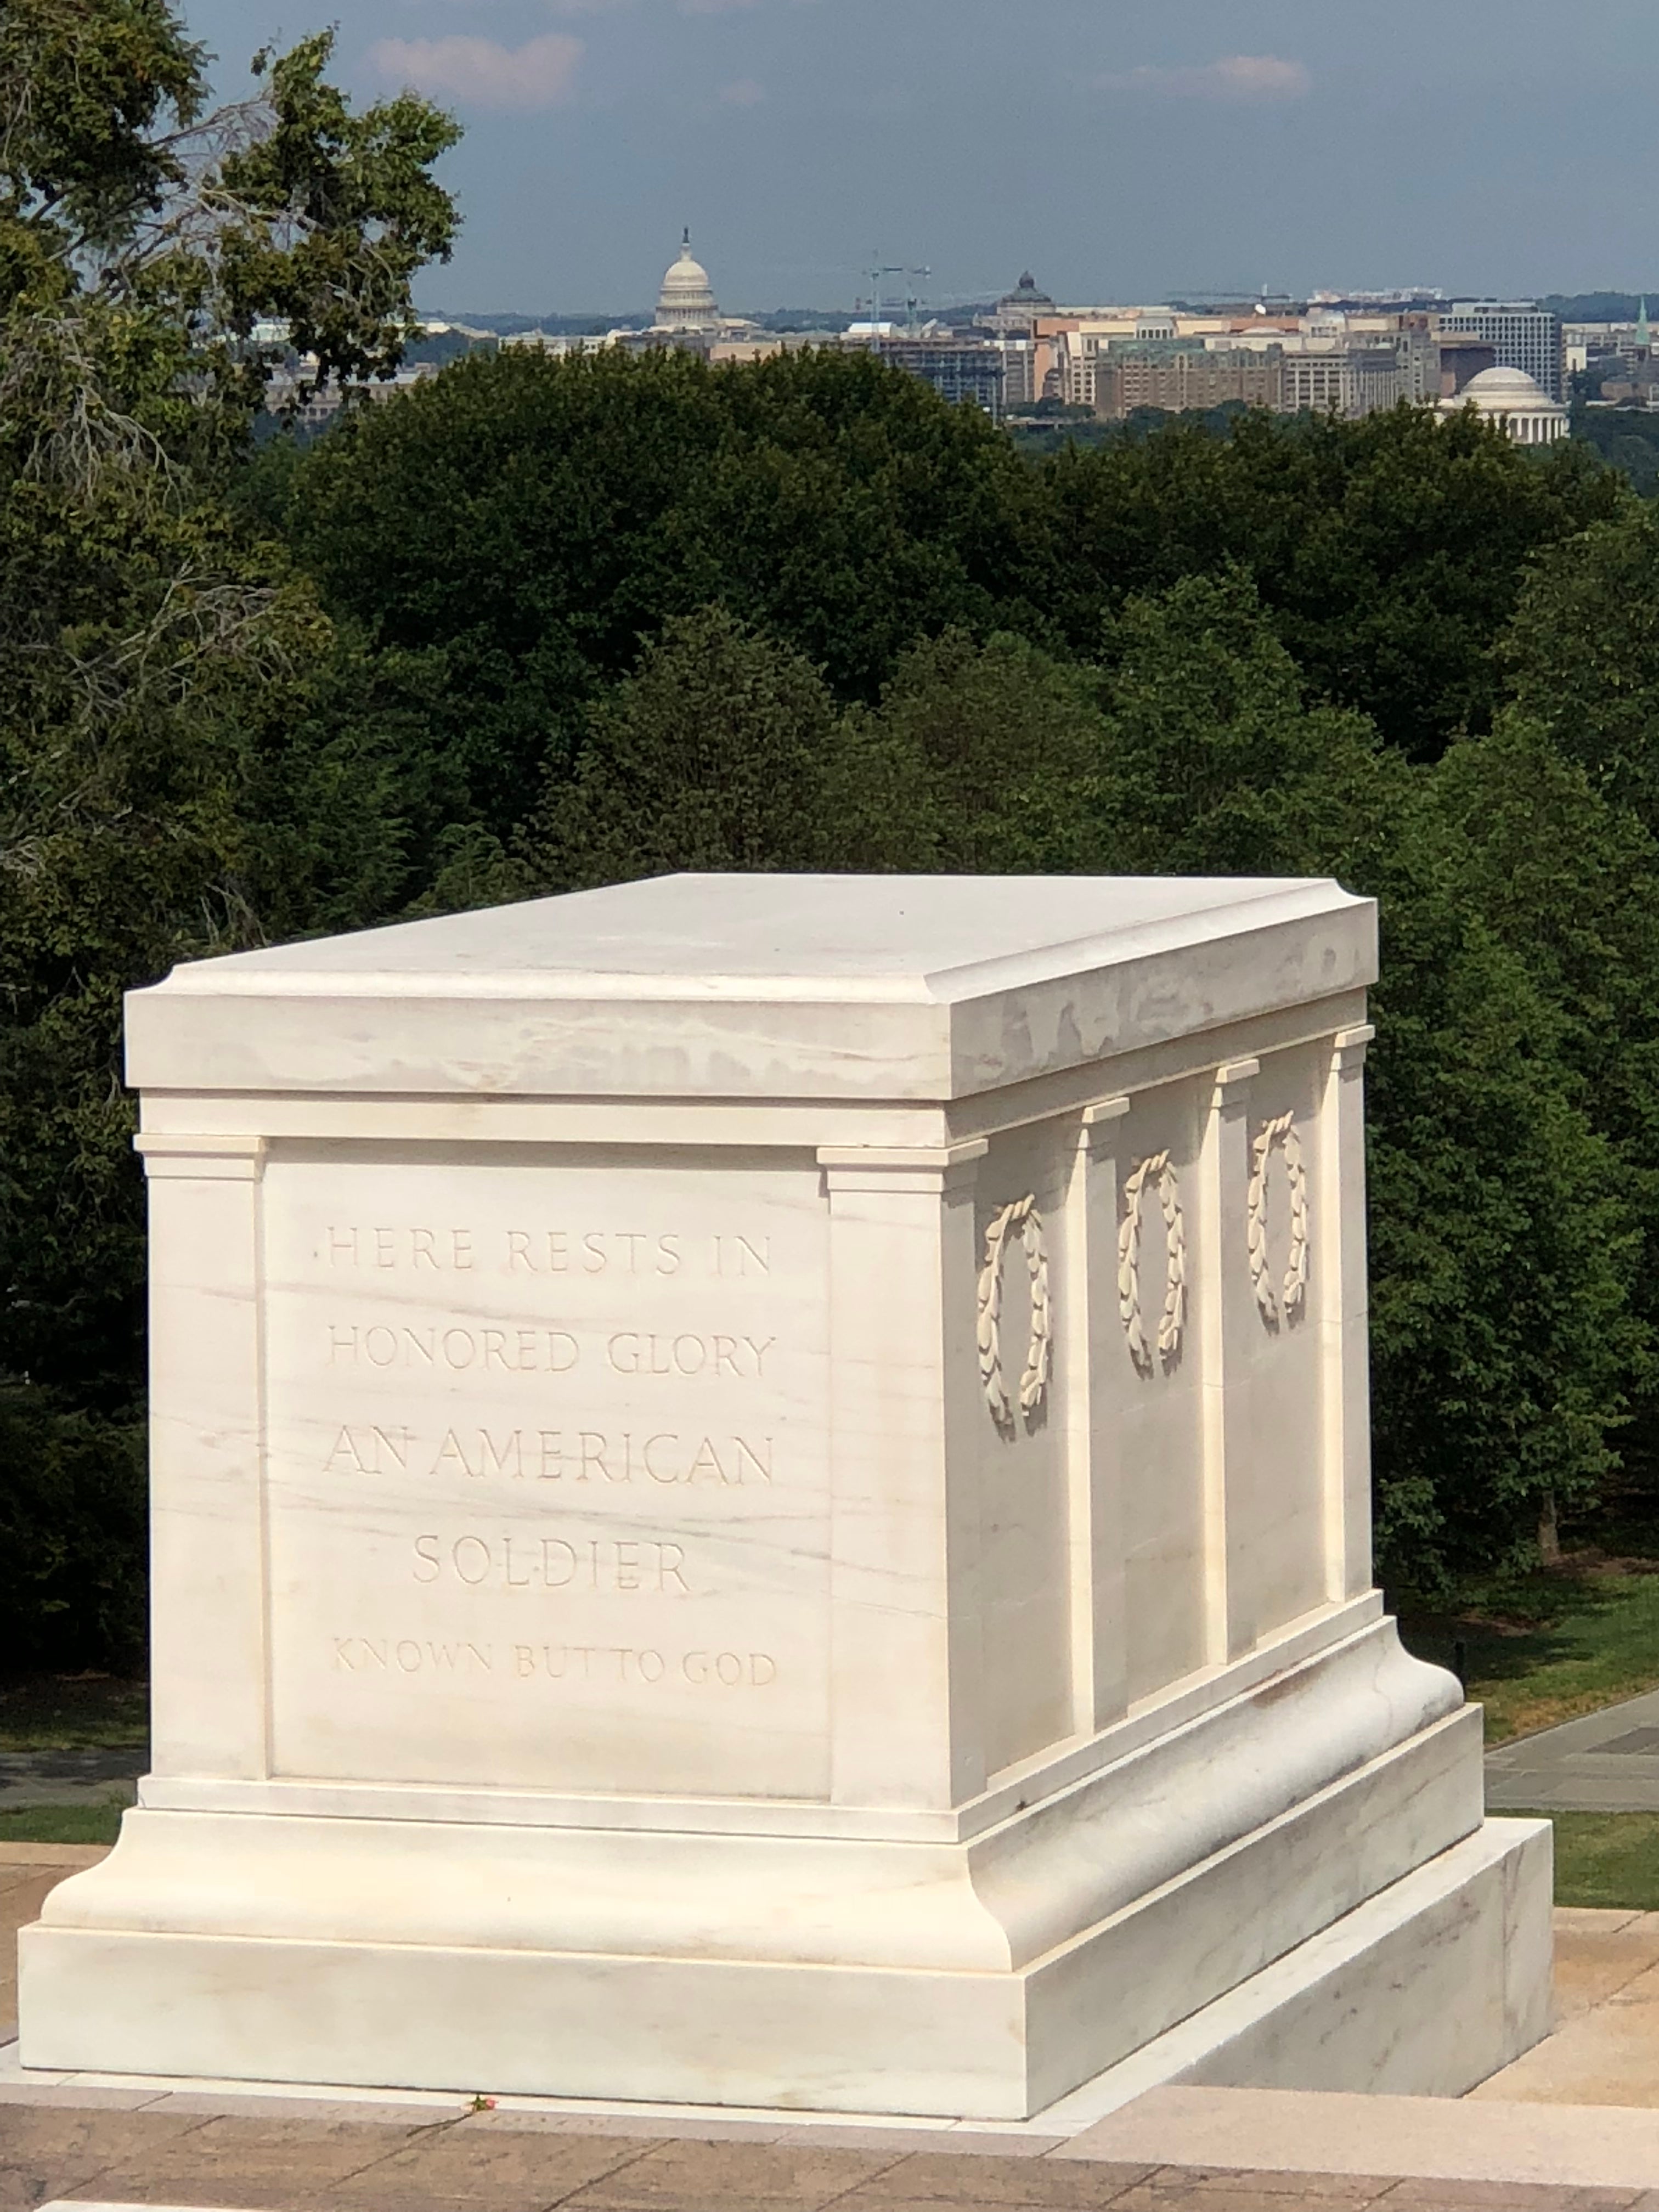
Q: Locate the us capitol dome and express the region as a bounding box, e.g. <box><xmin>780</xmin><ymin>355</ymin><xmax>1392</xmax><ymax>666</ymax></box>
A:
<box><xmin>654</xmin><ymin>231</ymin><xmax>723</xmax><ymax>334</ymax></box>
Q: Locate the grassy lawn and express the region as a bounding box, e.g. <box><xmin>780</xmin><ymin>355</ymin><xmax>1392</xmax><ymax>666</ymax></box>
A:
<box><xmin>0</xmin><ymin>1799</ymin><xmax>127</xmax><ymax>1847</ymax></box>
<box><xmin>1510</xmin><ymin>1810</ymin><xmax>1659</xmax><ymax>1910</ymax></box>
<box><xmin>0</xmin><ymin>1674</ymin><xmax>148</xmax><ymax>1753</ymax></box>
<box><xmin>1398</xmin><ymin>1555</ymin><xmax>1659</xmax><ymax>1743</ymax></box>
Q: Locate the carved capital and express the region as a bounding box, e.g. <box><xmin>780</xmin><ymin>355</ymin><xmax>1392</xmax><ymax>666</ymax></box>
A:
<box><xmin>134</xmin><ymin>1133</ymin><xmax>267</xmax><ymax>1182</ymax></box>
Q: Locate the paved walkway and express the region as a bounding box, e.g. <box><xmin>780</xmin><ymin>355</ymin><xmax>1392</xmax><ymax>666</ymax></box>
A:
<box><xmin>9</xmin><ymin>2068</ymin><xmax>1659</xmax><ymax>2206</ymax></box>
<box><xmin>1486</xmin><ymin>1689</ymin><xmax>1659</xmax><ymax>1812</ymax></box>
<box><xmin>0</xmin><ymin>1753</ymin><xmax>138</xmax><ymax>1811</ymax></box>
<box><xmin>15</xmin><ymin>2096</ymin><xmax>1655</xmax><ymax>2212</ymax></box>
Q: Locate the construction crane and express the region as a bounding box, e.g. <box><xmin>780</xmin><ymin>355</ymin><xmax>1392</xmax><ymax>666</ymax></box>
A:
<box><xmin>864</xmin><ymin>261</ymin><xmax>904</xmax><ymax>323</ymax></box>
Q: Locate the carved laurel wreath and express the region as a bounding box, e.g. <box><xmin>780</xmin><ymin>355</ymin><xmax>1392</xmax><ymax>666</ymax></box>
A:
<box><xmin>1118</xmin><ymin>1153</ymin><xmax>1187</xmax><ymax>1374</ymax></box>
<box><xmin>1248</xmin><ymin>1111</ymin><xmax>1310</xmax><ymax>1328</ymax></box>
<box><xmin>977</xmin><ymin>1194</ymin><xmax>1051</xmax><ymax>1430</ymax></box>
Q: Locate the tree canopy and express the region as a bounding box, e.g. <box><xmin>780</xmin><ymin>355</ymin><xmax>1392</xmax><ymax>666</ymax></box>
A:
<box><xmin>0</xmin><ymin>0</ymin><xmax>458</xmax><ymax>1668</ymax></box>
<box><xmin>9</xmin><ymin>4</ymin><xmax>1659</xmax><ymax>1658</ymax></box>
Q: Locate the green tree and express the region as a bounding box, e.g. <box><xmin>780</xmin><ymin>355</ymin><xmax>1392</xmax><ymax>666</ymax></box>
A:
<box><xmin>279</xmin><ymin>345</ymin><xmax>1048</xmax><ymax>842</ymax></box>
<box><xmin>533</xmin><ymin>605</ymin><xmax>914</xmax><ymax>887</ymax></box>
<box><xmin>1036</xmin><ymin>405</ymin><xmax>1627</xmax><ymax>761</ymax></box>
<box><xmin>1500</xmin><ymin>504</ymin><xmax>1659</xmax><ymax>823</ymax></box>
<box><xmin>1417</xmin><ymin>715</ymin><xmax>1659</xmax><ymax>1520</ymax></box>
<box><xmin>983</xmin><ymin>571</ymin><xmax>1644</xmax><ymax>1592</ymax></box>
<box><xmin>1570</xmin><ymin>405</ymin><xmax>1659</xmax><ymax>499</ymax></box>
<box><xmin>1362</xmin><ymin>811</ymin><xmax>1645</xmax><ymax>1590</ymax></box>
<box><xmin>0</xmin><ymin>0</ymin><xmax>458</xmax><ymax>1666</ymax></box>
<box><xmin>538</xmin><ymin>605</ymin><xmax>838</xmax><ymax>883</ymax></box>
<box><xmin>841</xmin><ymin>629</ymin><xmax>1104</xmax><ymax>871</ymax></box>
<box><xmin>1005</xmin><ymin>570</ymin><xmax>1399</xmax><ymax>878</ymax></box>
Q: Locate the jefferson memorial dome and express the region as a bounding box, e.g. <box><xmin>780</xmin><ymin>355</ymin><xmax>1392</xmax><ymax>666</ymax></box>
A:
<box><xmin>656</xmin><ymin>232</ymin><xmax>721</xmax><ymax>333</ymax></box>
<box><xmin>1442</xmin><ymin>364</ymin><xmax>1568</xmax><ymax>445</ymax></box>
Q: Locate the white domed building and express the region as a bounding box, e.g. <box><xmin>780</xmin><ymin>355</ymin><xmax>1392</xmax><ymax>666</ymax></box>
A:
<box><xmin>654</xmin><ymin>232</ymin><xmax>723</xmax><ymax>335</ymax></box>
<box><xmin>1441</xmin><ymin>364</ymin><xmax>1568</xmax><ymax>446</ymax></box>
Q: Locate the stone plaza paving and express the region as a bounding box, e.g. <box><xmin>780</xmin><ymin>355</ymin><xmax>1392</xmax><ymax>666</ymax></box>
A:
<box><xmin>9</xmin><ymin>2076</ymin><xmax>1659</xmax><ymax>2210</ymax></box>
<box><xmin>11</xmin><ymin>1848</ymin><xmax>1659</xmax><ymax>2208</ymax></box>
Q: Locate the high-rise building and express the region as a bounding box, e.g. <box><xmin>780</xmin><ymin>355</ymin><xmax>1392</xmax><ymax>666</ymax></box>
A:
<box><xmin>1438</xmin><ymin>340</ymin><xmax>1498</xmax><ymax>395</ymax></box>
<box><xmin>1099</xmin><ymin>342</ymin><xmax>1283</xmax><ymax>419</ymax></box>
<box><xmin>1278</xmin><ymin>353</ymin><xmax>1346</xmax><ymax>415</ymax></box>
<box><xmin>1436</xmin><ymin>302</ymin><xmax>1565</xmax><ymax>403</ymax></box>
<box><xmin>861</xmin><ymin>336</ymin><xmax>1005</xmax><ymax>419</ymax></box>
<box><xmin>989</xmin><ymin>337</ymin><xmax>1040</xmax><ymax>409</ymax></box>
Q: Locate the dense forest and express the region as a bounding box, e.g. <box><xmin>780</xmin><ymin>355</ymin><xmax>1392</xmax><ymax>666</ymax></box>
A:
<box><xmin>10</xmin><ymin>5</ymin><xmax>1659</xmax><ymax>1666</ymax></box>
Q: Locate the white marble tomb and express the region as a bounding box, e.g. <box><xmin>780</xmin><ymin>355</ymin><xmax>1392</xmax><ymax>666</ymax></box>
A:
<box><xmin>19</xmin><ymin>874</ymin><xmax>1551</xmax><ymax>2118</ymax></box>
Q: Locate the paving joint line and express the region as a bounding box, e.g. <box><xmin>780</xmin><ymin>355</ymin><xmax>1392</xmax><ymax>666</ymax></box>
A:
<box><xmin>773</xmin><ymin>2144</ymin><xmax>921</xmax><ymax>2212</ymax></box>
<box><xmin>1037</xmin><ymin>2167</ymin><xmax>1148</xmax><ymax>2204</ymax></box>
<box><xmin>500</xmin><ymin>2129</ymin><xmax>686</xmax><ymax>2207</ymax></box>
<box><xmin>548</xmin><ymin>2135</ymin><xmax>664</xmax><ymax>2201</ymax></box>
<box><xmin>67</xmin><ymin>2107</ymin><xmax>225</xmax><ymax>2206</ymax></box>
<box><xmin>301</xmin><ymin>2098</ymin><xmax>656</xmax><ymax>2193</ymax></box>
<box><xmin>323</xmin><ymin>2109</ymin><xmax>473</xmax><ymax>2188</ymax></box>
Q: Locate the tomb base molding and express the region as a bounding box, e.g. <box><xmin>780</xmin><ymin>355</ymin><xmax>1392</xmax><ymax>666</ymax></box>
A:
<box><xmin>20</xmin><ymin>1618</ymin><xmax>1544</xmax><ymax>2119</ymax></box>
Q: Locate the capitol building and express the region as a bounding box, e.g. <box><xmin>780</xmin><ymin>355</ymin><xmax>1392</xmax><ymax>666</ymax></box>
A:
<box><xmin>501</xmin><ymin>232</ymin><xmax>766</xmax><ymax>360</ymax></box>
<box><xmin>653</xmin><ymin>231</ymin><xmax>724</xmax><ymax>335</ymax></box>
<box><xmin>637</xmin><ymin>230</ymin><xmax>775</xmax><ymax>349</ymax></box>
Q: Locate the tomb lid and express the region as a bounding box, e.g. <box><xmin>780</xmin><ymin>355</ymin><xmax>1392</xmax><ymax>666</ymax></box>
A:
<box><xmin>126</xmin><ymin>872</ymin><xmax>1375</xmax><ymax>1103</ymax></box>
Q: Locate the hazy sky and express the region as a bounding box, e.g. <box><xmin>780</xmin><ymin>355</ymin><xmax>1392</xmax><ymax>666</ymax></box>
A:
<box><xmin>181</xmin><ymin>0</ymin><xmax>1657</xmax><ymax>316</ymax></box>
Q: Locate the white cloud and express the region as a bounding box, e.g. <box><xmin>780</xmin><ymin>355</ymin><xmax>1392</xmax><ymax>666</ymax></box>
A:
<box><xmin>370</xmin><ymin>31</ymin><xmax>583</xmax><ymax>109</ymax></box>
<box><xmin>1096</xmin><ymin>54</ymin><xmax>1312</xmax><ymax>103</ymax></box>
<box><xmin>719</xmin><ymin>76</ymin><xmax>766</xmax><ymax>103</ymax></box>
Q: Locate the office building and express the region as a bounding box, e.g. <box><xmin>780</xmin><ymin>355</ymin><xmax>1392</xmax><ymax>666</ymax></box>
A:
<box><xmin>861</xmin><ymin>335</ymin><xmax>1004</xmax><ymax>419</ymax></box>
<box><xmin>1436</xmin><ymin>302</ymin><xmax>1565</xmax><ymax>403</ymax></box>
<box><xmin>1279</xmin><ymin>353</ymin><xmax>1348</xmax><ymax>415</ymax></box>
<box><xmin>991</xmin><ymin>338</ymin><xmax>1040</xmax><ymax>409</ymax></box>
<box><xmin>1099</xmin><ymin>342</ymin><xmax>1283</xmax><ymax>419</ymax></box>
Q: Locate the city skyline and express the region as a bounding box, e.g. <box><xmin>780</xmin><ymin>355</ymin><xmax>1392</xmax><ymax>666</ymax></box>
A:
<box><xmin>178</xmin><ymin>0</ymin><xmax>1659</xmax><ymax>318</ymax></box>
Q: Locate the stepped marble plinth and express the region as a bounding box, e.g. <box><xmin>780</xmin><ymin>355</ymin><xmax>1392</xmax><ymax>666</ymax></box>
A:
<box><xmin>19</xmin><ymin>874</ymin><xmax>1549</xmax><ymax>2115</ymax></box>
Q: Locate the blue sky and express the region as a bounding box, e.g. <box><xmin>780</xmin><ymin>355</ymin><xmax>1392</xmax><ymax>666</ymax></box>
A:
<box><xmin>181</xmin><ymin>0</ymin><xmax>1659</xmax><ymax>316</ymax></box>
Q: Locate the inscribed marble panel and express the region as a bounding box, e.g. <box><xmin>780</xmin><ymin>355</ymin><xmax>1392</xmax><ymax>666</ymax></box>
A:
<box><xmin>261</xmin><ymin>1148</ymin><xmax>831</xmax><ymax>1798</ymax></box>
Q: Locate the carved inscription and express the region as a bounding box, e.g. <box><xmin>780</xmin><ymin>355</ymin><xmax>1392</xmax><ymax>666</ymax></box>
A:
<box><xmin>323</xmin><ymin>1426</ymin><xmax>774</xmax><ymax>1484</ymax></box>
<box><xmin>410</xmin><ymin>1532</ymin><xmax>691</xmax><ymax>1590</ymax></box>
<box><xmin>324</xmin><ymin>1326</ymin><xmax>775</xmax><ymax>1377</ymax></box>
<box><xmin>324</xmin><ymin>1225</ymin><xmax>770</xmax><ymax>1277</ymax></box>
<box><xmin>330</xmin><ymin>1638</ymin><xmax>778</xmax><ymax>1685</ymax></box>
<box><xmin>263</xmin><ymin>1162</ymin><xmax>830</xmax><ymax>1796</ymax></box>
